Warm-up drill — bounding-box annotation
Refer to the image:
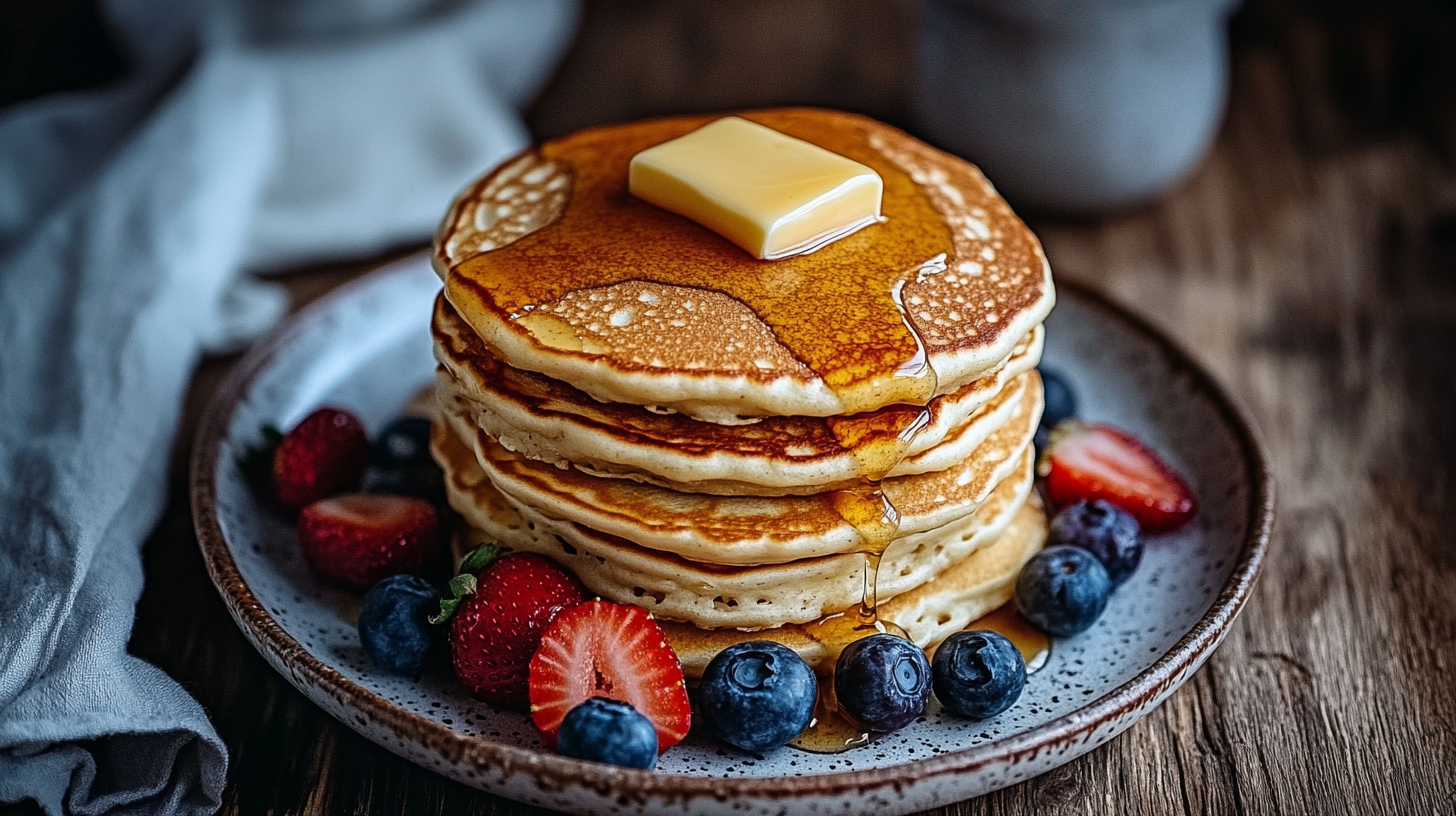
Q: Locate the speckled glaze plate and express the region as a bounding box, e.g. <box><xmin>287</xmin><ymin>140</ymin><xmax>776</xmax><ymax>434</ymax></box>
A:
<box><xmin>192</xmin><ymin>253</ymin><xmax>1272</xmax><ymax>815</ymax></box>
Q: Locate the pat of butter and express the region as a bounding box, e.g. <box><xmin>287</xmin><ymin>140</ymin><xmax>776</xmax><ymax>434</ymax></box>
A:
<box><xmin>629</xmin><ymin>117</ymin><xmax>883</xmax><ymax>260</ymax></box>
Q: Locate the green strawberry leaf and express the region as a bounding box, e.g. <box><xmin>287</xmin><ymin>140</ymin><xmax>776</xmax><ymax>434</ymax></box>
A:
<box><xmin>429</xmin><ymin>544</ymin><xmax>499</xmax><ymax>625</ymax></box>
<box><xmin>431</xmin><ymin>598</ymin><xmax>462</xmax><ymax>625</ymax></box>
<box><xmin>236</xmin><ymin>424</ymin><xmax>284</xmax><ymax>493</ymax></box>
<box><xmin>447</xmin><ymin>573</ymin><xmax>478</xmax><ymax>599</ymax></box>
<box><xmin>458</xmin><ymin>544</ymin><xmax>498</xmax><ymax>575</ymax></box>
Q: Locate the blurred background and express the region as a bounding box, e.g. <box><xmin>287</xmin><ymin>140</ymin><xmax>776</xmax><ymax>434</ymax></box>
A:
<box><xmin>2</xmin><ymin>1</ymin><xmax>1453</xmax><ymax>814</ymax></box>
<box><xmin>4</xmin><ymin>0</ymin><xmax>1454</xmax><ymax>215</ymax></box>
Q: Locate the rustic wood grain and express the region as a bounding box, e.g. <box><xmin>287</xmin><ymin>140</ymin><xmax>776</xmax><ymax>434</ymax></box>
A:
<box><xmin>6</xmin><ymin>0</ymin><xmax>1454</xmax><ymax>813</ymax></box>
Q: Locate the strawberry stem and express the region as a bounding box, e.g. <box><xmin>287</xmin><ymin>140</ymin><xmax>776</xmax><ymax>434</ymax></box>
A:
<box><xmin>236</xmin><ymin>425</ymin><xmax>283</xmax><ymax>492</ymax></box>
<box><xmin>429</xmin><ymin>544</ymin><xmax>499</xmax><ymax>625</ymax></box>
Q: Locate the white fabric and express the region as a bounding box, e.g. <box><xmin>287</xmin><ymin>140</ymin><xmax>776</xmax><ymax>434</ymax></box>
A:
<box><xmin>0</xmin><ymin>1</ymin><xmax>577</xmax><ymax>812</ymax></box>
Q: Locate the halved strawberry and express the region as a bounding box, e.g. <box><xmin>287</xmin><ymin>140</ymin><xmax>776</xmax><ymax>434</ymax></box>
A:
<box><xmin>529</xmin><ymin>601</ymin><xmax>691</xmax><ymax>753</ymax></box>
<box><xmin>298</xmin><ymin>494</ymin><xmax>440</xmax><ymax>589</ymax></box>
<box><xmin>1040</xmin><ymin>421</ymin><xmax>1197</xmax><ymax>533</ymax></box>
<box><xmin>273</xmin><ymin>407</ymin><xmax>371</xmax><ymax>512</ymax></box>
<box><xmin>447</xmin><ymin>552</ymin><xmax>589</xmax><ymax>709</ymax></box>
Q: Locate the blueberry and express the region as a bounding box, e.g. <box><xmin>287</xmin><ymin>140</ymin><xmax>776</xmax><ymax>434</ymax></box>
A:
<box><xmin>932</xmin><ymin>630</ymin><xmax>1027</xmax><ymax>720</ymax></box>
<box><xmin>1033</xmin><ymin>424</ymin><xmax>1051</xmax><ymax>459</ymax></box>
<box><xmin>556</xmin><ymin>697</ymin><xmax>659</xmax><ymax>770</ymax></box>
<box><xmin>358</xmin><ymin>574</ymin><xmax>438</xmax><ymax>673</ymax></box>
<box><xmin>363</xmin><ymin>461</ymin><xmax>446</xmax><ymax>505</ymax></box>
<box><xmin>699</xmin><ymin>641</ymin><xmax>817</xmax><ymax>752</ymax></box>
<box><xmin>834</xmin><ymin>634</ymin><xmax>931</xmax><ymax>732</ymax></box>
<box><xmin>1048</xmin><ymin>499</ymin><xmax>1143</xmax><ymax>587</ymax></box>
<box><xmin>374</xmin><ymin>417</ymin><xmax>433</xmax><ymax>467</ymax></box>
<box><xmin>1038</xmin><ymin>367</ymin><xmax>1077</xmax><ymax>429</ymax></box>
<box><xmin>1015</xmin><ymin>546</ymin><xmax>1112</xmax><ymax>637</ymax></box>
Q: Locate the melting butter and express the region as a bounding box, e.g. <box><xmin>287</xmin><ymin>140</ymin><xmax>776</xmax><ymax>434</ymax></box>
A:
<box><xmin>629</xmin><ymin>116</ymin><xmax>883</xmax><ymax>260</ymax></box>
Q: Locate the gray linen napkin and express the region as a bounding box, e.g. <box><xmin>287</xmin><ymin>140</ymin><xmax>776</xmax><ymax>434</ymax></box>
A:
<box><xmin>0</xmin><ymin>1</ymin><xmax>576</xmax><ymax>812</ymax></box>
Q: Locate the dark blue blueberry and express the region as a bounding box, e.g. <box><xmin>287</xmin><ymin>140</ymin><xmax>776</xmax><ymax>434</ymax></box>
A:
<box><xmin>834</xmin><ymin>634</ymin><xmax>932</xmax><ymax>732</ymax></box>
<box><xmin>373</xmin><ymin>417</ymin><xmax>434</xmax><ymax>467</ymax></box>
<box><xmin>1015</xmin><ymin>546</ymin><xmax>1112</xmax><ymax>637</ymax></box>
<box><xmin>1038</xmin><ymin>367</ymin><xmax>1077</xmax><ymax>429</ymax></box>
<box><xmin>1048</xmin><ymin>499</ymin><xmax>1143</xmax><ymax>587</ymax></box>
<box><xmin>556</xmin><ymin>697</ymin><xmax>659</xmax><ymax>769</ymax></box>
<box><xmin>358</xmin><ymin>574</ymin><xmax>438</xmax><ymax>673</ymax></box>
<box><xmin>932</xmin><ymin>630</ymin><xmax>1027</xmax><ymax>720</ymax></box>
<box><xmin>699</xmin><ymin>641</ymin><xmax>817</xmax><ymax>752</ymax></box>
<box><xmin>363</xmin><ymin>461</ymin><xmax>446</xmax><ymax>505</ymax></box>
<box><xmin>1033</xmin><ymin>424</ymin><xmax>1051</xmax><ymax>459</ymax></box>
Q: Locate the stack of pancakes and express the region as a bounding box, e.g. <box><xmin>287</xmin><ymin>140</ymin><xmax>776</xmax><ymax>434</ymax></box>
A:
<box><xmin>429</xmin><ymin>110</ymin><xmax>1055</xmax><ymax>677</ymax></box>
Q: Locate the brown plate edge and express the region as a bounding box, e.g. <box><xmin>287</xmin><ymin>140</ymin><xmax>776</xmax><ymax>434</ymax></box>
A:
<box><xmin>189</xmin><ymin>267</ymin><xmax>1275</xmax><ymax>804</ymax></box>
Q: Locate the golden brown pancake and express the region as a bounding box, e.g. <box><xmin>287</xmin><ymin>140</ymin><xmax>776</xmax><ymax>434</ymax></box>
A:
<box><xmin>435</xmin><ymin>108</ymin><xmax>1053</xmax><ymax>421</ymax></box>
<box><xmin>437</xmin><ymin>374</ymin><xmax>1040</xmax><ymax>565</ymax></box>
<box><xmin>433</xmin><ymin>294</ymin><xmax>1044</xmax><ymax>494</ymax></box>
<box><xmin>436</xmin><ymin>415</ymin><xmax>1039</xmax><ymax>631</ymax></box>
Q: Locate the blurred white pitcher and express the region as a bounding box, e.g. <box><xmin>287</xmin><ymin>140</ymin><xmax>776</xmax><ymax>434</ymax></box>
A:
<box><xmin>914</xmin><ymin>0</ymin><xmax>1241</xmax><ymax>213</ymax></box>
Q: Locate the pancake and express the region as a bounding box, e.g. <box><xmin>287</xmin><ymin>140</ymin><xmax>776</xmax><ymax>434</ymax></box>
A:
<box><xmin>637</xmin><ymin>497</ymin><xmax>1045</xmax><ymax>678</ymax></box>
<box><xmin>433</xmin><ymin>294</ymin><xmax>1044</xmax><ymax>494</ymax></box>
<box><xmin>436</xmin><ymin>416</ymin><xmax>1035</xmax><ymax>629</ymax></box>
<box><xmin>435</xmin><ymin>108</ymin><xmax>1053</xmax><ymax>422</ymax></box>
<box><xmin>438</xmin><ymin>373</ymin><xmax>1039</xmax><ymax>565</ymax></box>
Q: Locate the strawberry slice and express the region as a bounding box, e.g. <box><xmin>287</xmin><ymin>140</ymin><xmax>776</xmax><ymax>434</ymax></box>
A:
<box><xmin>273</xmin><ymin>407</ymin><xmax>371</xmax><ymax>512</ymax></box>
<box><xmin>1040</xmin><ymin>421</ymin><xmax>1197</xmax><ymax>533</ymax></box>
<box><xmin>529</xmin><ymin>601</ymin><xmax>691</xmax><ymax>753</ymax></box>
<box><xmin>298</xmin><ymin>494</ymin><xmax>440</xmax><ymax>589</ymax></box>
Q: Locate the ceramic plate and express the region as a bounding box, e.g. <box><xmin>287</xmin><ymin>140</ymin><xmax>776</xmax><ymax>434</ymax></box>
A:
<box><xmin>192</xmin><ymin>253</ymin><xmax>1272</xmax><ymax>815</ymax></box>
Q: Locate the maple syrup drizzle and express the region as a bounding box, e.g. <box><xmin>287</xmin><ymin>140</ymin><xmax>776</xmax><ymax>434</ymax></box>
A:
<box><xmin>791</xmin><ymin>293</ymin><xmax>938</xmax><ymax>753</ymax></box>
<box><xmin>448</xmin><ymin>110</ymin><xmax>955</xmax><ymax>414</ymax></box>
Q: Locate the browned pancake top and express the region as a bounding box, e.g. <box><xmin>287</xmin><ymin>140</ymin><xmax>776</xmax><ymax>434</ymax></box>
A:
<box><xmin>439</xmin><ymin>108</ymin><xmax>1048</xmax><ymax>412</ymax></box>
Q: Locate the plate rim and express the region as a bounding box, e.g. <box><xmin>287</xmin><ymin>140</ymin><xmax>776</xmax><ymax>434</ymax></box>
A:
<box><xmin>190</xmin><ymin>256</ymin><xmax>1274</xmax><ymax>802</ymax></box>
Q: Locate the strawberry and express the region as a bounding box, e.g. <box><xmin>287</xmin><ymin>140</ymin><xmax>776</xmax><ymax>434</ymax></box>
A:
<box><xmin>529</xmin><ymin>600</ymin><xmax>691</xmax><ymax>753</ymax></box>
<box><xmin>1040</xmin><ymin>421</ymin><xmax>1197</xmax><ymax>533</ymax></box>
<box><xmin>446</xmin><ymin>552</ymin><xmax>589</xmax><ymax>709</ymax></box>
<box><xmin>273</xmin><ymin>407</ymin><xmax>371</xmax><ymax>512</ymax></box>
<box><xmin>298</xmin><ymin>494</ymin><xmax>441</xmax><ymax>590</ymax></box>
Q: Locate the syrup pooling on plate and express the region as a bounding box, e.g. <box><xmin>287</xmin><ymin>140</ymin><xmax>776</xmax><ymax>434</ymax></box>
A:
<box><xmin>964</xmin><ymin>604</ymin><xmax>1051</xmax><ymax>675</ymax></box>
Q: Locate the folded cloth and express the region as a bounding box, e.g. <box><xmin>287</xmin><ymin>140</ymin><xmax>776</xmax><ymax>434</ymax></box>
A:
<box><xmin>0</xmin><ymin>1</ymin><xmax>577</xmax><ymax>813</ymax></box>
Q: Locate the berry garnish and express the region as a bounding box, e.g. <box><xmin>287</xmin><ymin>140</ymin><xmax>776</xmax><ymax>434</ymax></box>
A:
<box><xmin>1015</xmin><ymin>545</ymin><xmax>1112</xmax><ymax>637</ymax></box>
<box><xmin>698</xmin><ymin>641</ymin><xmax>817</xmax><ymax>752</ymax></box>
<box><xmin>834</xmin><ymin>634</ymin><xmax>931</xmax><ymax>733</ymax></box>
<box><xmin>529</xmin><ymin>600</ymin><xmax>691</xmax><ymax>752</ymax></box>
<box><xmin>1048</xmin><ymin>499</ymin><xmax>1143</xmax><ymax>587</ymax></box>
<box><xmin>236</xmin><ymin>424</ymin><xmax>283</xmax><ymax>493</ymax></box>
<box><xmin>1039</xmin><ymin>421</ymin><xmax>1197</xmax><ymax>532</ymax></box>
<box><xmin>373</xmin><ymin>417</ymin><xmax>434</xmax><ymax>467</ymax></box>
<box><xmin>932</xmin><ymin>630</ymin><xmax>1026</xmax><ymax>720</ymax></box>
<box><xmin>361</xmin><ymin>416</ymin><xmax>446</xmax><ymax>503</ymax></box>
<box><xmin>1037</xmin><ymin>367</ymin><xmax>1078</xmax><ymax>429</ymax></box>
<box><xmin>272</xmin><ymin>407</ymin><xmax>371</xmax><ymax>512</ymax></box>
<box><xmin>446</xmin><ymin>551</ymin><xmax>588</xmax><ymax>709</ymax></box>
<box><xmin>362</xmin><ymin>462</ymin><xmax>447</xmax><ymax>504</ymax></box>
<box><xmin>557</xmin><ymin>697</ymin><xmax>660</xmax><ymax>770</ymax></box>
<box><xmin>298</xmin><ymin>494</ymin><xmax>441</xmax><ymax>590</ymax></box>
<box><xmin>358</xmin><ymin>574</ymin><xmax>438</xmax><ymax>673</ymax></box>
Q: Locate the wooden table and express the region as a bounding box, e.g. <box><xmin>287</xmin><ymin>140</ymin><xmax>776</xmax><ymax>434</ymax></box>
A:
<box><xmin>14</xmin><ymin>0</ymin><xmax>1456</xmax><ymax>813</ymax></box>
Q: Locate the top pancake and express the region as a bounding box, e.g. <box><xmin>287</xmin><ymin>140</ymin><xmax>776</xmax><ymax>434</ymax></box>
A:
<box><xmin>435</xmin><ymin>108</ymin><xmax>1054</xmax><ymax>422</ymax></box>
